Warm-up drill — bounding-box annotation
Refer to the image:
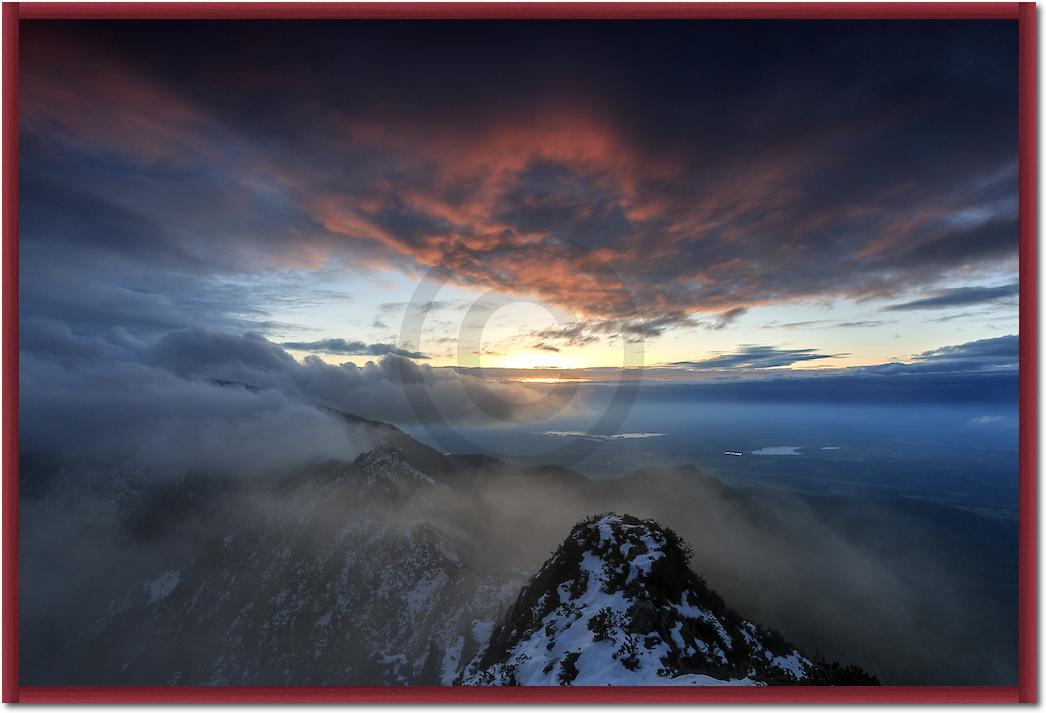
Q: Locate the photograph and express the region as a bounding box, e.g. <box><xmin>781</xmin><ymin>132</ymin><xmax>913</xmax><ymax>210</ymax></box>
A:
<box><xmin>3</xmin><ymin>4</ymin><xmax>1035</xmax><ymax>703</ymax></box>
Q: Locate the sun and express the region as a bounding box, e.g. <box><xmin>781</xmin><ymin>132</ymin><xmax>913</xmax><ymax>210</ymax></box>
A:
<box><xmin>517</xmin><ymin>376</ymin><xmax>589</xmax><ymax>384</ymax></box>
<box><xmin>499</xmin><ymin>351</ymin><xmax>578</xmax><ymax>371</ymax></box>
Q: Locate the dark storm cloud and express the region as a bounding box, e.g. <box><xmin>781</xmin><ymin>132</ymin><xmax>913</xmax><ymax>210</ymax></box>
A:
<box><xmin>21</xmin><ymin>175</ymin><xmax>208</xmax><ymax>272</ymax></box>
<box><xmin>18</xmin><ymin>155</ymin><xmax>354</xmax><ymax>339</ymax></box>
<box><xmin>671</xmin><ymin>345</ymin><xmax>843</xmax><ymax>370</ymax></box>
<box><xmin>18</xmin><ymin>20</ymin><xmax>1018</xmax><ymax>334</ymax></box>
<box><xmin>886</xmin><ymin>217</ymin><xmax>1018</xmax><ymax>273</ymax></box>
<box><xmin>281</xmin><ymin>338</ymin><xmax>428</xmax><ymax>359</ymax></box>
<box><xmin>884</xmin><ymin>283</ymin><xmax>1019</xmax><ymax>311</ymax></box>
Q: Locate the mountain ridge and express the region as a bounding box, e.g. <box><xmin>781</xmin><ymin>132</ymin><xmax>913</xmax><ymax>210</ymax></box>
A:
<box><xmin>23</xmin><ymin>401</ymin><xmax>1014</xmax><ymax>685</ymax></box>
<box><xmin>459</xmin><ymin>513</ymin><xmax>876</xmax><ymax>686</ymax></box>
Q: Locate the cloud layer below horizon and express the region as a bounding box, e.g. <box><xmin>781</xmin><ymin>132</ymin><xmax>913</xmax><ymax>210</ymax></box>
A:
<box><xmin>20</xmin><ymin>324</ymin><xmax>1018</xmax><ymax>479</ymax></box>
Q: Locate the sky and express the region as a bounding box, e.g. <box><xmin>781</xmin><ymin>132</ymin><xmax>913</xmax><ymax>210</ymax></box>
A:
<box><xmin>16</xmin><ymin>21</ymin><xmax>1021</xmax><ymax>691</ymax></box>
<box><xmin>20</xmin><ymin>20</ymin><xmax>1019</xmax><ymax>383</ymax></box>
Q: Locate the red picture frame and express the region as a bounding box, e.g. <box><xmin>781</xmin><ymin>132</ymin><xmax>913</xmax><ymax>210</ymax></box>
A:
<box><xmin>0</xmin><ymin>2</ymin><xmax>1036</xmax><ymax>704</ymax></box>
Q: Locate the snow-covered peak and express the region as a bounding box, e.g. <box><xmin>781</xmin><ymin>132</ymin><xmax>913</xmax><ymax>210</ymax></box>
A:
<box><xmin>354</xmin><ymin>445</ymin><xmax>431</xmax><ymax>479</ymax></box>
<box><xmin>459</xmin><ymin>514</ymin><xmax>853</xmax><ymax>686</ymax></box>
<box><xmin>346</xmin><ymin>445</ymin><xmax>445</xmax><ymax>497</ymax></box>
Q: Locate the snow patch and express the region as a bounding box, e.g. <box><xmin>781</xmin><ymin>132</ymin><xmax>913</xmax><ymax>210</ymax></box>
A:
<box><xmin>144</xmin><ymin>570</ymin><xmax>181</xmax><ymax>604</ymax></box>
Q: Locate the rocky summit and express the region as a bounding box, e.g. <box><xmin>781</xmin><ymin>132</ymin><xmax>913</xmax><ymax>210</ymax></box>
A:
<box><xmin>459</xmin><ymin>514</ymin><xmax>877</xmax><ymax>686</ymax></box>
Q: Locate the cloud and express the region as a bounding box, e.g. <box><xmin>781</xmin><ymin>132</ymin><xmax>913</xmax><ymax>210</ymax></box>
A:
<box><xmin>864</xmin><ymin>335</ymin><xmax>1019</xmax><ymax>376</ymax></box>
<box><xmin>18</xmin><ymin>22</ymin><xmax>1018</xmax><ymax>341</ymax></box>
<box><xmin>528</xmin><ymin>308</ymin><xmax>744</xmax><ymax>350</ymax></box>
<box><xmin>916</xmin><ymin>334</ymin><xmax>1018</xmax><ymax>363</ymax></box>
<box><xmin>925</xmin><ymin>313</ymin><xmax>973</xmax><ymax>324</ymax></box>
<box><xmin>663</xmin><ymin>335</ymin><xmax>1019</xmax><ymax>403</ymax></box>
<box><xmin>20</xmin><ymin>351</ymin><xmax>374</xmax><ymax>479</ymax></box>
<box><xmin>479</xmin><ymin>331</ymin><xmax>1021</xmax><ymax>406</ymax></box>
<box><xmin>707</xmin><ymin>307</ymin><xmax>748</xmax><ymax>330</ymax></box>
<box><xmin>20</xmin><ymin>29</ymin><xmax>218</xmax><ymax>166</ymax></box>
<box><xmin>530</xmin><ymin>323</ymin><xmax>601</xmax><ymax>348</ymax></box>
<box><xmin>836</xmin><ymin>320</ymin><xmax>891</xmax><ymax>328</ymax></box>
<box><xmin>281</xmin><ymin>338</ymin><xmax>428</xmax><ymax>359</ymax></box>
<box><xmin>670</xmin><ymin>345</ymin><xmax>843</xmax><ymax>370</ymax></box>
<box><xmin>24</xmin><ymin>324</ymin><xmax>1014</xmax><ymax>486</ymax></box>
<box><xmin>764</xmin><ymin>320</ymin><xmax>827</xmax><ymax>330</ymax></box>
<box><xmin>20</xmin><ymin>325</ymin><xmax>570</xmax><ymax>480</ymax></box>
<box><xmin>457</xmin><ymin>333</ymin><xmax>1019</xmax><ymax>404</ymax></box>
<box><xmin>763</xmin><ymin>319</ymin><xmax>891</xmax><ymax>330</ymax></box>
<box><xmin>884</xmin><ymin>283</ymin><xmax>1019</xmax><ymax>311</ymax></box>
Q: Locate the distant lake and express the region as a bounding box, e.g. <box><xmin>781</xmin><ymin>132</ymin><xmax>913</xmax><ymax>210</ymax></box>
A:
<box><xmin>751</xmin><ymin>446</ymin><xmax>803</xmax><ymax>456</ymax></box>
